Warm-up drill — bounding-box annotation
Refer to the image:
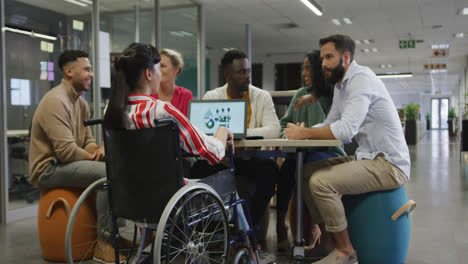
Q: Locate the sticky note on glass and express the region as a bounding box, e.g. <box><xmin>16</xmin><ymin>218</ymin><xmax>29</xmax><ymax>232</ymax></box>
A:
<box><xmin>40</xmin><ymin>41</ymin><xmax>48</xmax><ymax>52</ymax></box>
<box><xmin>40</xmin><ymin>61</ymin><xmax>47</xmax><ymax>71</ymax></box>
<box><xmin>47</xmin><ymin>43</ymin><xmax>54</xmax><ymax>53</ymax></box>
<box><xmin>48</xmin><ymin>71</ymin><xmax>54</xmax><ymax>81</ymax></box>
<box><xmin>48</xmin><ymin>62</ymin><xmax>54</xmax><ymax>71</ymax></box>
<box><xmin>40</xmin><ymin>71</ymin><xmax>47</xmax><ymax>80</ymax></box>
<box><xmin>73</xmin><ymin>20</ymin><xmax>84</xmax><ymax>31</ymax></box>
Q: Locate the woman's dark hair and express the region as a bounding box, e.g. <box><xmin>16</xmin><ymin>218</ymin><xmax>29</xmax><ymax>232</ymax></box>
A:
<box><xmin>305</xmin><ymin>50</ymin><xmax>333</xmax><ymax>98</ymax></box>
<box><xmin>103</xmin><ymin>43</ymin><xmax>160</xmax><ymax>129</ymax></box>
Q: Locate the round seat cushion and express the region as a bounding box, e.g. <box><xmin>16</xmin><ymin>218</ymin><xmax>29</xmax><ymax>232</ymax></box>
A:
<box><xmin>343</xmin><ymin>187</ymin><xmax>411</xmax><ymax>264</ymax></box>
<box><xmin>37</xmin><ymin>188</ymin><xmax>97</xmax><ymax>261</ymax></box>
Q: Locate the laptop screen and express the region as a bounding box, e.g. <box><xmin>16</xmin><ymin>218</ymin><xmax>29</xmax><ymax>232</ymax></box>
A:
<box><xmin>188</xmin><ymin>99</ymin><xmax>248</xmax><ymax>137</ymax></box>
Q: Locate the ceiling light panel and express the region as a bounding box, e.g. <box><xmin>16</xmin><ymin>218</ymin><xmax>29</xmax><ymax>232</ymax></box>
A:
<box><xmin>299</xmin><ymin>0</ymin><xmax>323</xmax><ymax>16</ymax></box>
<box><xmin>64</xmin><ymin>0</ymin><xmax>88</xmax><ymax>7</ymax></box>
<box><xmin>431</xmin><ymin>44</ymin><xmax>450</xmax><ymax>49</ymax></box>
<box><xmin>458</xmin><ymin>7</ymin><xmax>468</xmax><ymax>15</ymax></box>
<box><xmin>4</xmin><ymin>26</ymin><xmax>57</xmax><ymax>41</ymax></box>
<box><xmin>377</xmin><ymin>73</ymin><xmax>413</xmax><ymax>79</ymax></box>
<box><xmin>331</xmin><ymin>19</ymin><xmax>341</xmax><ymax>25</ymax></box>
<box><xmin>343</xmin><ymin>18</ymin><xmax>352</xmax><ymax>24</ymax></box>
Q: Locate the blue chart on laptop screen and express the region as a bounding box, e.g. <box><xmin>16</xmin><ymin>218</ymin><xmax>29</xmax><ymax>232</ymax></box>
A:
<box><xmin>189</xmin><ymin>101</ymin><xmax>246</xmax><ymax>136</ymax></box>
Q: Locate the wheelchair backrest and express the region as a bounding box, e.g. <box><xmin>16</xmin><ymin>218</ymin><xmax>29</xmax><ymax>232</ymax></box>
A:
<box><xmin>103</xmin><ymin>118</ymin><xmax>183</xmax><ymax>223</ymax></box>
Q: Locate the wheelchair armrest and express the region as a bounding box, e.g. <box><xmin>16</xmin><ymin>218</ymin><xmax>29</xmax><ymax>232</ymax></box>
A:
<box><xmin>83</xmin><ymin>119</ymin><xmax>103</xmax><ymax>127</ymax></box>
<box><xmin>153</xmin><ymin>117</ymin><xmax>177</xmax><ymax>128</ymax></box>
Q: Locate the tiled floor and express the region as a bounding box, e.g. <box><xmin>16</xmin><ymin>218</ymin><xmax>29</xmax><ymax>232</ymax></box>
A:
<box><xmin>1</xmin><ymin>130</ymin><xmax>467</xmax><ymax>263</ymax></box>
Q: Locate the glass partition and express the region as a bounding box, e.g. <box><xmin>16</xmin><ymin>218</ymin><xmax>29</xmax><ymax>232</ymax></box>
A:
<box><xmin>161</xmin><ymin>5</ymin><xmax>199</xmax><ymax>97</ymax></box>
<box><xmin>1</xmin><ymin>0</ymin><xmax>202</xmax><ymax>222</ymax></box>
<box><xmin>4</xmin><ymin>0</ymin><xmax>93</xmax><ymax>211</ymax></box>
<box><xmin>99</xmin><ymin>0</ymin><xmax>156</xmax><ymax>114</ymax></box>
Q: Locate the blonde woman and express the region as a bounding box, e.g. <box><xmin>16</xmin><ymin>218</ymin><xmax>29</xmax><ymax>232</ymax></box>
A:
<box><xmin>151</xmin><ymin>48</ymin><xmax>193</xmax><ymax>116</ymax></box>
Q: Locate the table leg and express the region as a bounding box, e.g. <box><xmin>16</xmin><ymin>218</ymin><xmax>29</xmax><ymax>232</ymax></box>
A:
<box><xmin>292</xmin><ymin>151</ymin><xmax>304</xmax><ymax>263</ymax></box>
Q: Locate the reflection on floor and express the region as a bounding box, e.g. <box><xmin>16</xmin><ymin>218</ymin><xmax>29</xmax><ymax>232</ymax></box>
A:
<box><xmin>1</xmin><ymin>130</ymin><xmax>467</xmax><ymax>263</ymax></box>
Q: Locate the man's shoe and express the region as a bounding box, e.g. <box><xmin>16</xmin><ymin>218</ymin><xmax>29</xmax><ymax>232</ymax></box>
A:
<box><xmin>257</xmin><ymin>250</ymin><xmax>276</xmax><ymax>264</ymax></box>
<box><xmin>304</xmin><ymin>245</ymin><xmax>332</xmax><ymax>261</ymax></box>
<box><xmin>93</xmin><ymin>239</ymin><xmax>127</xmax><ymax>264</ymax></box>
<box><xmin>311</xmin><ymin>250</ymin><xmax>357</xmax><ymax>264</ymax></box>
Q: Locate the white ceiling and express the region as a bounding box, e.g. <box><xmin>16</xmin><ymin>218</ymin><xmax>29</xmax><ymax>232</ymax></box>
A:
<box><xmin>200</xmin><ymin>0</ymin><xmax>468</xmax><ymax>94</ymax></box>
<box><xmin>8</xmin><ymin>0</ymin><xmax>468</xmax><ymax>94</ymax></box>
<box><xmin>15</xmin><ymin>0</ymin><xmax>194</xmax><ymax>15</ymax></box>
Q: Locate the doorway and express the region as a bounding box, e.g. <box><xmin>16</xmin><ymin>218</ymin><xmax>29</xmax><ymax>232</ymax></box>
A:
<box><xmin>431</xmin><ymin>98</ymin><xmax>449</xmax><ymax>130</ymax></box>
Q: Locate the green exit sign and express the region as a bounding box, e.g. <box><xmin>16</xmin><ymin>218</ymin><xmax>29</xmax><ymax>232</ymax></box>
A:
<box><xmin>399</xmin><ymin>40</ymin><xmax>416</xmax><ymax>49</ymax></box>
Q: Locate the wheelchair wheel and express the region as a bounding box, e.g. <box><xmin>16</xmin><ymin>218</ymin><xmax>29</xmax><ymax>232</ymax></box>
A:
<box><xmin>233</xmin><ymin>249</ymin><xmax>252</xmax><ymax>264</ymax></box>
<box><xmin>65</xmin><ymin>178</ymin><xmax>142</xmax><ymax>263</ymax></box>
<box><xmin>155</xmin><ymin>183</ymin><xmax>229</xmax><ymax>264</ymax></box>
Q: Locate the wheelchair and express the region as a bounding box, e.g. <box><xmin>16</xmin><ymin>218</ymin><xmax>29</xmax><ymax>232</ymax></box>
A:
<box><xmin>64</xmin><ymin>117</ymin><xmax>262</xmax><ymax>264</ymax></box>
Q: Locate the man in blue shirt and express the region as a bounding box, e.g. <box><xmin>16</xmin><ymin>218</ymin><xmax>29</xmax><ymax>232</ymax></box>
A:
<box><xmin>284</xmin><ymin>34</ymin><xmax>410</xmax><ymax>264</ymax></box>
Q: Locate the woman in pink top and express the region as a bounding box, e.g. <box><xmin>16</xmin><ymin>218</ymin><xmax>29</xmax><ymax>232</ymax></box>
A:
<box><xmin>151</xmin><ymin>49</ymin><xmax>193</xmax><ymax>116</ymax></box>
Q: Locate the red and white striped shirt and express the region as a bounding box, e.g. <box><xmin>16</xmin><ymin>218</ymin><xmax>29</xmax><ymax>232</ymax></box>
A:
<box><xmin>125</xmin><ymin>94</ymin><xmax>225</xmax><ymax>165</ymax></box>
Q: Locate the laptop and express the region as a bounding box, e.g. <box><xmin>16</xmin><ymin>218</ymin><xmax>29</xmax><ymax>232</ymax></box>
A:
<box><xmin>188</xmin><ymin>99</ymin><xmax>248</xmax><ymax>139</ymax></box>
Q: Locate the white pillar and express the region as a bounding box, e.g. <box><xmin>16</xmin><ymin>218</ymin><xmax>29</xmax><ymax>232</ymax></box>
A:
<box><xmin>197</xmin><ymin>4</ymin><xmax>206</xmax><ymax>98</ymax></box>
<box><xmin>92</xmin><ymin>0</ymin><xmax>102</xmax><ymax>144</ymax></box>
<box><xmin>245</xmin><ymin>24</ymin><xmax>252</xmax><ymax>83</ymax></box>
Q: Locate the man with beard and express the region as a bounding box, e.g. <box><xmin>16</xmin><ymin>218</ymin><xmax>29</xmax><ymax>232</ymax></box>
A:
<box><xmin>200</xmin><ymin>49</ymin><xmax>280</xmax><ymax>263</ymax></box>
<box><xmin>29</xmin><ymin>51</ymin><xmax>118</xmax><ymax>262</ymax></box>
<box><xmin>284</xmin><ymin>34</ymin><xmax>410</xmax><ymax>264</ymax></box>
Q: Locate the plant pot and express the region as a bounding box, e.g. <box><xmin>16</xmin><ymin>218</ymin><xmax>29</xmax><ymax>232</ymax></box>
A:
<box><xmin>405</xmin><ymin>120</ymin><xmax>417</xmax><ymax>145</ymax></box>
<box><xmin>426</xmin><ymin>120</ymin><xmax>430</xmax><ymax>130</ymax></box>
<box><xmin>448</xmin><ymin>119</ymin><xmax>454</xmax><ymax>137</ymax></box>
<box><xmin>462</xmin><ymin>120</ymin><xmax>468</xmax><ymax>151</ymax></box>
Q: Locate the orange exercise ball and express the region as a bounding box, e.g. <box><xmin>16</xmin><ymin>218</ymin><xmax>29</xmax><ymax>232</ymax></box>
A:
<box><xmin>37</xmin><ymin>188</ymin><xmax>97</xmax><ymax>261</ymax></box>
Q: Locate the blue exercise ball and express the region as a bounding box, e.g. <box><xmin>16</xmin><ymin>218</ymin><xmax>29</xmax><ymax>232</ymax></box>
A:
<box><xmin>343</xmin><ymin>187</ymin><xmax>415</xmax><ymax>264</ymax></box>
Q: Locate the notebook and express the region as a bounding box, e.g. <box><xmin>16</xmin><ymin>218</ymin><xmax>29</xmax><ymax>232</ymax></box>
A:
<box><xmin>188</xmin><ymin>99</ymin><xmax>248</xmax><ymax>138</ymax></box>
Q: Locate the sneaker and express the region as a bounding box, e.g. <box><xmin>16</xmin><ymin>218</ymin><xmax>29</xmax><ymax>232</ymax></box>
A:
<box><xmin>257</xmin><ymin>250</ymin><xmax>276</xmax><ymax>264</ymax></box>
<box><xmin>93</xmin><ymin>239</ymin><xmax>127</xmax><ymax>264</ymax></box>
<box><xmin>311</xmin><ymin>250</ymin><xmax>357</xmax><ymax>264</ymax></box>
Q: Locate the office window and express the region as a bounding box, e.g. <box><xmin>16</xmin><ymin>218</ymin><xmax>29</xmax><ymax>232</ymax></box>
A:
<box><xmin>10</xmin><ymin>78</ymin><xmax>31</xmax><ymax>106</ymax></box>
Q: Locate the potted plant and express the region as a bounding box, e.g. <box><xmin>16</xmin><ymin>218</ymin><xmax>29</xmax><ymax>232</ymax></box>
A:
<box><xmin>425</xmin><ymin>112</ymin><xmax>431</xmax><ymax>130</ymax></box>
<box><xmin>404</xmin><ymin>103</ymin><xmax>418</xmax><ymax>145</ymax></box>
<box><xmin>448</xmin><ymin>107</ymin><xmax>456</xmax><ymax>137</ymax></box>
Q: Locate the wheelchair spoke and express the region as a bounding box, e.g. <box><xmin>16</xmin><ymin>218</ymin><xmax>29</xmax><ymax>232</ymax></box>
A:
<box><xmin>168</xmin><ymin>244</ymin><xmax>190</xmax><ymax>263</ymax></box>
<box><xmin>71</xmin><ymin>239</ymin><xmax>98</xmax><ymax>248</ymax></box>
<box><xmin>200</xmin><ymin>253</ymin><xmax>223</xmax><ymax>264</ymax></box>
<box><xmin>188</xmin><ymin>253</ymin><xmax>203</xmax><ymax>264</ymax></box>
<box><xmin>163</xmin><ymin>228</ymin><xmax>186</xmax><ymax>246</ymax></box>
<box><xmin>201</xmin><ymin>239</ymin><xmax>226</xmax><ymax>245</ymax></box>
<box><xmin>156</xmin><ymin>187</ymin><xmax>229</xmax><ymax>264</ymax></box>
<box><xmin>200</xmin><ymin>218</ymin><xmax>222</xmax><ymax>245</ymax></box>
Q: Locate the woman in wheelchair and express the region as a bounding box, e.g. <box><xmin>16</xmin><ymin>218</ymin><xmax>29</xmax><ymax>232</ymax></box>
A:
<box><xmin>103</xmin><ymin>43</ymin><xmax>232</xmax><ymax>166</ymax></box>
<box><xmin>100</xmin><ymin>43</ymin><xmax>259</xmax><ymax>264</ymax></box>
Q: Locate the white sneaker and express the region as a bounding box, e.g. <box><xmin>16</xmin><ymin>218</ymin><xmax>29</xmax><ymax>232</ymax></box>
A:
<box><xmin>311</xmin><ymin>250</ymin><xmax>357</xmax><ymax>264</ymax></box>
